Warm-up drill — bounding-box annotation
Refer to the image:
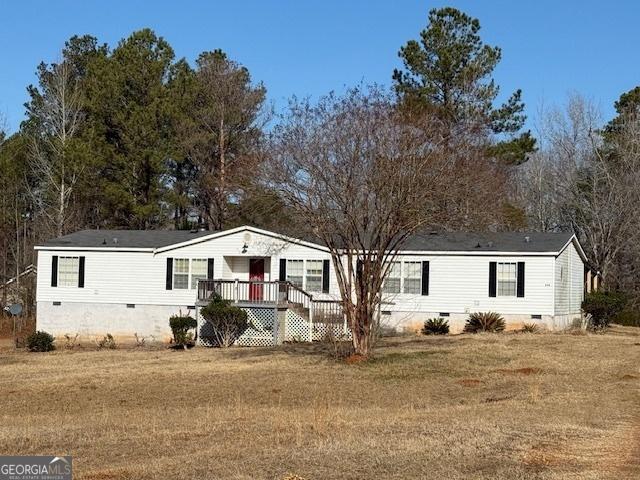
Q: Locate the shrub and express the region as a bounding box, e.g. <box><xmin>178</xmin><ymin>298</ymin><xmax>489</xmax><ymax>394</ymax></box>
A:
<box><xmin>582</xmin><ymin>291</ymin><xmax>627</xmax><ymax>330</ymax></box>
<box><xmin>422</xmin><ymin>318</ymin><xmax>449</xmax><ymax>335</ymax></box>
<box><xmin>64</xmin><ymin>333</ymin><xmax>80</xmax><ymax>349</ymax></box>
<box><xmin>521</xmin><ymin>322</ymin><xmax>540</xmax><ymax>333</ymax></box>
<box><xmin>464</xmin><ymin>312</ymin><xmax>505</xmax><ymax>333</ymax></box>
<box><xmin>96</xmin><ymin>333</ymin><xmax>117</xmax><ymax>350</ymax></box>
<box><xmin>134</xmin><ymin>333</ymin><xmax>147</xmax><ymax>347</ymax></box>
<box><xmin>612</xmin><ymin>309</ymin><xmax>640</xmax><ymax>327</ymax></box>
<box><xmin>169</xmin><ymin>315</ymin><xmax>198</xmax><ymax>348</ymax></box>
<box><xmin>26</xmin><ymin>331</ymin><xmax>55</xmax><ymax>352</ymax></box>
<box><xmin>200</xmin><ymin>294</ymin><xmax>249</xmax><ymax>347</ymax></box>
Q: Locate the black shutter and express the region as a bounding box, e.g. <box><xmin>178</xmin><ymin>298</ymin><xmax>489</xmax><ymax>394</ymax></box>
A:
<box><xmin>517</xmin><ymin>262</ymin><xmax>525</xmax><ymax>298</ymax></box>
<box><xmin>356</xmin><ymin>259</ymin><xmax>363</xmax><ymax>282</ymax></box>
<box><xmin>166</xmin><ymin>258</ymin><xmax>173</xmax><ymax>290</ymax></box>
<box><xmin>421</xmin><ymin>261</ymin><xmax>430</xmax><ymax>296</ymax></box>
<box><xmin>489</xmin><ymin>262</ymin><xmax>497</xmax><ymax>297</ymax></box>
<box><xmin>51</xmin><ymin>256</ymin><xmax>58</xmax><ymax>287</ymax></box>
<box><xmin>279</xmin><ymin>259</ymin><xmax>287</xmax><ymax>281</ymax></box>
<box><xmin>207</xmin><ymin>258</ymin><xmax>214</xmax><ymax>280</ymax></box>
<box><xmin>78</xmin><ymin>256</ymin><xmax>85</xmax><ymax>288</ymax></box>
<box><xmin>322</xmin><ymin>259</ymin><xmax>330</xmax><ymax>293</ymax></box>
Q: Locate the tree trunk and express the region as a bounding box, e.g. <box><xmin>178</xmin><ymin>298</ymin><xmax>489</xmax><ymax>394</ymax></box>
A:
<box><xmin>217</xmin><ymin>117</ymin><xmax>226</xmax><ymax>230</ymax></box>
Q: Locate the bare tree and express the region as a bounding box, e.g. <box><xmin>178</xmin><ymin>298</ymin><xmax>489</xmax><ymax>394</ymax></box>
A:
<box><xmin>27</xmin><ymin>60</ymin><xmax>84</xmax><ymax>238</ymax></box>
<box><xmin>516</xmin><ymin>94</ymin><xmax>640</xmax><ymax>290</ymax></box>
<box><xmin>574</xmin><ymin>117</ymin><xmax>640</xmax><ymax>288</ymax></box>
<box><xmin>514</xmin><ymin>94</ymin><xmax>601</xmax><ymax>232</ymax></box>
<box><xmin>265</xmin><ymin>87</ymin><xmax>448</xmax><ymax>357</ymax></box>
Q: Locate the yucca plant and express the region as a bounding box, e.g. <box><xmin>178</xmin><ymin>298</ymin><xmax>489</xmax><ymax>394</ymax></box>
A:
<box><xmin>521</xmin><ymin>322</ymin><xmax>540</xmax><ymax>333</ymax></box>
<box><xmin>422</xmin><ymin>318</ymin><xmax>450</xmax><ymax>335</ymax></box>
<box><xmin>464</xmin><ymin>312</ymin><xmax>505</xmax><ymax>333</ymax></box>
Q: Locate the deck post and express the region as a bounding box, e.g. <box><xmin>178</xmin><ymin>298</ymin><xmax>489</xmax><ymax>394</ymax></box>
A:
<box><xmin>234</xmin><ymin>279</ymin><xmax>239</xmax><ymax>303</ymax></box>
<box><xmin>308</xmin><ymin>300</ymin><xmax>314</xmax><ymax>342</ymax></box>
<box><xmin>343</xmin><ymin>303</ymin><xmax>348</xmax><ymax>335</ymax></box>
<box><xmin>276</xmin><ymin>306</ymin><xmax>287</xmax><ymax>344</ymax></box>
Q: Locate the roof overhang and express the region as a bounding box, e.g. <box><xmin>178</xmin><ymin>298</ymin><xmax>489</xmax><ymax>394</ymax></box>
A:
<box><xmin>153</xmin><ymin>225</ymin><xmax>330</xmax><ymax>254</ymax></box>
<box><xmin>556</xmin><ymin>234</ymin><xmax>588</xmax><ymax>263</ymax></box>
<box><xmin>34</xmin><ymin>246</ymin><xmax>155</xmax><ymax>252</ymax></box>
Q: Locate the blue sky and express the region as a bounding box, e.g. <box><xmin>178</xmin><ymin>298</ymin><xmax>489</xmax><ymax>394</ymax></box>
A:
<box><xmin>1</xmin><ymin>0</ymin><xmax>639</xmax><ymax>133</ymax></box>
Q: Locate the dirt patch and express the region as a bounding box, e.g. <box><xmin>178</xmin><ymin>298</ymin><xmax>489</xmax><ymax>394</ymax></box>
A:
<box><xmin>345</xmin><ymin>353</ymin><xmax>367</xmax><ymax>364</ymax></box>
<box><xmin>621</xmin><ymin>374</ymin><xmax>638</xmax><ymax>380</ymax></box>
<box><xmin>457</xmin><ymin>378</ymin><xmax>483</xmax><ymax>387</ymax></box>
<box><xmin>496</xmin><ymin>367</ymin><xmax>542</xmax><ymax>375</ymax></box>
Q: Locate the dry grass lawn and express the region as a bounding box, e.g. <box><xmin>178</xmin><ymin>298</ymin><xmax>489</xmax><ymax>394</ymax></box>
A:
<box><xmin>0</xmin><ymin>327</ymin><xmax>639</xmax><ymax>479</ymax></box>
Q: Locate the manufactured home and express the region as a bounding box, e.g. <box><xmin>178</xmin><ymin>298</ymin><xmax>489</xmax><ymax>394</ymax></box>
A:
<box><xmin>35</xmin><ymin>225</ymin><xmax>588</xmax><ymax>344</ymax></box>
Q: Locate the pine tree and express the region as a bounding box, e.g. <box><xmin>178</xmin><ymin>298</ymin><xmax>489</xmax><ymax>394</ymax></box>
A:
<box><xmin>393</xmin><ymin>7</ymin><xmax>535</xmax><ymax>164</ymax></box>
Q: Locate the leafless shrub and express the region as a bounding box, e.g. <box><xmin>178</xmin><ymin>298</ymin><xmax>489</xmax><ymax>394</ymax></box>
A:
<box><xmin>133</xmin><ymin>333</ymin><xmax>146</xmax><ymax>348</ymax></box>
<box><xmin>64</xmin><ymin>333</ymin><xmax>79</xmax><ymax>349</ymax></box>
<box><xmin>95</xmin><ymin>333</ymin><xmax>117</xmax><ymax>350</ymax></box>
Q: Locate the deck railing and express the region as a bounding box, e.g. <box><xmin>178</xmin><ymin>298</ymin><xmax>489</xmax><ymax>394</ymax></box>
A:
<box><xmin>197</xmin><ymin>279</ymin><xmax>317</xmax><ymax>308</ymax></box>
<box><xmin>197</xmin><ymin>279</ymin><xmax>348</xmax><ymax>344</ymax></box>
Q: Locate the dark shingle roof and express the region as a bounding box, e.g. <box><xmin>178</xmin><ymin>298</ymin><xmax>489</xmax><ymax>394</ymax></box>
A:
<box><xmin>39</xmin><ymin>227</ymin><xmax>574</xmax><ymax>253</ymax></box>
<box><xmin>40</xmin><ymin>229</ymin><xmax>213</xmax><ymax>248</ymax></box>
<box><xmin>401</xmin><ymin>231</ymin><xmax>574</xmax><ymax>253</ymax></box>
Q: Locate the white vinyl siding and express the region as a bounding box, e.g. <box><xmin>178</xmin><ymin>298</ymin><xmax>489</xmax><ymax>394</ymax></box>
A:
<box><xmin>497</xmin><ymin>262</ymin><xmax>517</xmax><ymax>296</ymax></box>
<box><xmin>36</xmin><ymin>228</ymin><xmax>578</xmax><ymax>322</ymax></box>
<box><xmin>287</xmin><ymin>260</ymin><xmax>304</xmax><ymax>288</ymax></box>
<box><xmin>305</xmin><ymin>260</ymin><xmax>323</xmax><ymax>292</ymax></box>
<box><xmin>58</xmin><ymin>257</ymin><xmax>79</xmax><ymax>287</ymax></box>
<box><xmin>173</xmin><ymin>259</ymin><xmax>189</xmax><ymax>289</ymax></box>
<box><xmin>190</xmin><ymin>259</ymin><xmax>208</xmax><ymax>289</ymax></box>
<box><xmin>555</xmin><ymin>242</ymin><xmax>584</xmax><ymax>315</ymax></box>
<box><xmin>383</xmin><ymin>262</ymin><xmax>401</xmax><ymax>294</ymax></box>
<box><xmin>403</xmin><ymin>261</ymin><xmax>421</xmax><ymax>294</ymax></box>
<box><xmin>36</xmin><ymin>229</ymin><xmax>339</xmax><ymax>309</ymax></box>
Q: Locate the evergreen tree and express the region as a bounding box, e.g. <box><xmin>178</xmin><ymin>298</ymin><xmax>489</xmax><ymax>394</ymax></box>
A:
<box><xmin>393</xmin><ymin>7</ymin><xmax>535</xmax><ymax>164</ymax></box>
<box><xmin>83</xmin><ymin>29</ymin><xmax>175</xmax><ymax>228</ymax></box>
<box><xmin>176</xmin><ymin>49</ymin><xmax>267</xmax><ymax>230</ymax></box>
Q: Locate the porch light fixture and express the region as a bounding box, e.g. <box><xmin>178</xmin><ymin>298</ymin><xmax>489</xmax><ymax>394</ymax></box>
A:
<box><xmin>242</xmin><ymin>243</ymin><xmax>248</xmax><ymax>254</ymax></box>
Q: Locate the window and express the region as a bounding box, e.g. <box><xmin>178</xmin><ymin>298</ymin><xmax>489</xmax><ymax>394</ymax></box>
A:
<box><xmin>287</xmin><ymin>260</ymin><xmax>304</xmax><ymax>288</ymax></box>
<box><xmin>383</xmin><ymin>262</ymin><xmax>401</xmax><ymax>294</ymax></box>
<box><xmin>497</xmin><ymin>262</ymin><xmax>517</xmax><ymax>296</ymax></box>
<box><xmin>58</xmin><ymin>257</ymin><xmax>79</xmax><ymax>287</ymax></box>
<box><xmin>403</xmin><ymin>262</ymin><xmax>422</xmax><ymax>294</ymax></box>
<box><xmin>173</xmin><ymin>259</ymin><xmax>189</xmax><ymax>289</ymax></box>
<box><xmin>191</xmin><ymin>259</ymin><xmax>208</xmax><ymax>289</ymax></box>
<box><xmin>306</xmin><ymin>260</ymin><xmax>323</xmax><ymax>292</ymax></box>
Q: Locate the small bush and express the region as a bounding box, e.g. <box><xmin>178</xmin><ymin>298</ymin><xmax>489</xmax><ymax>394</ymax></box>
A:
<box><xmin>422</xmin><ymin>318</ymin><xmax>449</xmax><ymax>335</ymax></box>
<box><xmin>96</xmin><ymin>333</ymin><xmax>117</xmax><ymax>350</ymax></box>
<box><xmin>464</xmin><ymin>312</ymin><xmax>505</xmax><ymax>333</ymax></box>
<box><xmin>64</xmin><ymin>333</ymin><xmax>80</xmax><ymax>350</ymax></box>
<box><xmin>169</xmin><ymin>315</ymin><xmax>198</xmax><ymax>348</ymax></box>
<box><xmin>582</xmin><ymin>291</ymin><xmax>627</xmax><ymax>330</ymax></box>
<box><xmin>134</xmin><ymin>333</ymin><xmax>146</xmax><ymax>347</ymax></box>
<box><xmin>200</xmin><ymin>294</ymin><xmax>249</xmax><ymax>347</ymax></box>
<box><xmin>613</xmin><ymin>309</ymin><xmax>640</xmax><ymax>327</ymax></box>
<box><xmin>521</xmin><ymin>323</ymin><xmax>540</xmax><ymax>333</ymax></box>
<box><xmin>26</xmin><ymin>331</ymin><xmax>55</xmax><ymax>352</ymax></box>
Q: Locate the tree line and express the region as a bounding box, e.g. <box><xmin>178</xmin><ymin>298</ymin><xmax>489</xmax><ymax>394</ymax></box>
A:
<box><xmin>2</xmin><ymin>8</ymin><xmax>639</xmax><ymax>348</ymax></box>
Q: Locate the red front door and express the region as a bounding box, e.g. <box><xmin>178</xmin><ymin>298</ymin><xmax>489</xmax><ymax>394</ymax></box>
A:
<box><xmin>249</xmin><ymin>259</ymin><xmax>265</xmax><ymax>301</ymax></box>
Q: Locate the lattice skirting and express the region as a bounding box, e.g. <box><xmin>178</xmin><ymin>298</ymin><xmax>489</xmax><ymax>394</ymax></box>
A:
<box><xmin>285</xmin><ymin>309</ymin><xmax>351</xmax><ymax>342</ymax></box>
<box><xmin>197</xmin><ymin>305</ymin><xmax>350</xmax><ymax>347</ymax></box>
<box><xmin>197</xmin><ymin>307</ymin><xmax>277</xmax><ymax>347</ymax></box>
<box><xmin>312</xmin><ymin>321</ymin><xmax>352</xmax><ymax>342</ymax></box>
